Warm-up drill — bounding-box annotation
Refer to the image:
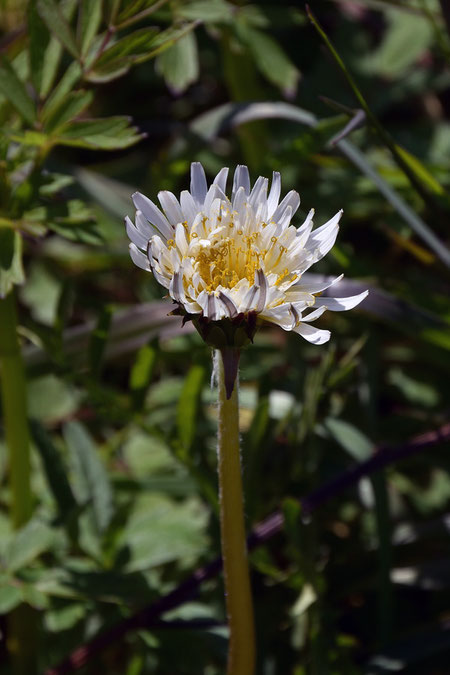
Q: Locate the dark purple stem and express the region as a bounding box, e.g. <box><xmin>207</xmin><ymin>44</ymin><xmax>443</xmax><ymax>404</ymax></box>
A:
<box><xmin>46</xmin><ymin>422</ymin><xmax>450</xmax><ymax>675</ymax></box>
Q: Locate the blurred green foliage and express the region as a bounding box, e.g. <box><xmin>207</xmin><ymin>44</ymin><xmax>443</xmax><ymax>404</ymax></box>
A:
<box><xmin>1</xmin><ymin>0</ymin><xmax>450</xmax><ymax>673</ymax></box>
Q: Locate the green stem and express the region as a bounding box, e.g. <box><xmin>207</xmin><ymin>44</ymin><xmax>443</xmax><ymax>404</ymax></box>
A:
<box><xmin>0</xmin><ymin>290</ymin><xmax>32</xmax><ymax>527</ymax></box>
<box><xmin>0</xmin><ymin>290</ymin><xmax>37</xmax><ymax>675</ymax></box>
<box><xmin>216</xmin><ymin>349</ymin><xmax>256</xmax><ymax>675</ymax></box>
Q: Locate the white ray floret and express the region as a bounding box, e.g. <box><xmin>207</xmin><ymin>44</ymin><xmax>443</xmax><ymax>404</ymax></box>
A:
<box><xmin>126</xmin><ymin>162</ymin><xmax>368</xmax><ymax>345</ymax></box>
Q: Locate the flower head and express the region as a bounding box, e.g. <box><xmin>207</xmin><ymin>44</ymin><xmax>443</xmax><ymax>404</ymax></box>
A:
<box><xmin>126</xmin><ymin>162</ymin><xmax>367</xmax><ymax>347</ymax></box>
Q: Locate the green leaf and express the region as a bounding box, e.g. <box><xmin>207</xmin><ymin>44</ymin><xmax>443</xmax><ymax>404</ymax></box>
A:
<box><xmin>0</xmin><ymin>583</ymin><xmax>22</xmax><ymax>614</ymax></box>
<box><xmin>88</xmin><ymin>305</ymin><xmax>113</xmax><ymax>377</ymax></box>
<box><xmin>129</xmin><ymin>342</ymin><xmax>157</xmax><ymax>410</ymax></box>
<box><xmin>0</xmin><ymin>230</ymin><xmax>25</xmax><ymax>299</ymax></box>
<box><xmin>30</xmin><ymin>420</ymin><xmax>78</xmax><ymax>524</ymax></box>
<box><xmin>40</xmin><ymin>38</ymin><xmax>63</xmax><ymax>99</ymax></box>
<box><xmin>41</xmin><ymin>90</ymin><xmax>94</xmax><ymax>133</ymax></box>
<box><xmin>123</xmin><ymin>429</ymin><xmax>178</xmax><ymax>476</ymax></box>
<box><xmin>45</xmin><ymin>602</ymin><xmax>87</xmax><ymax>631</ymax></box>
<box><xmin>23</xmin><ymin>200</ymin><xmax>102</xmax><ymax>245</ymax></box>
<box><xmin>94</xmin><ymin>27</ymin><xmax>159</xmax><ymax>69</ymax></box>
<box><xmin>37</xmin><ymin>0</ymin><xmax>79</xmax><ymax>59</ymax></box>
<box><xmin>20</xmin><ymin>263</ymin><xmax>60</xmax><ymax>325</ymax></box>
<box><xmin>116</xmin><ymin>0</ymin><xmax>150</xmax><ymax>23</ymax></box>
<box><xmin>27</xmin><ymin>375</ymin><xmax>81</xmax><ymax>423</ymax></box>
<box><xmin>388</xmin><ymin>367</ymin><xmax>439</xmax><ymax>407</ymax></box>
<box><xmin>324</xmin><ymin>417</ymin><xmax>373</xmax><ymax>462</ymax></box>
<box><xmin>78</xmin><ymin>0</ymin><xmax>103</xmax><ymax>57</ymax></box>
<box><xmin>237</xmin><ymin>25</ymin><xmax>299</xmax><ymax>96</ymax></box>
<box><xmin>0</xmin><ymin>57</ymin><xmax>36</xmax><ymax>125</ymax></box>
<box><xmin>43</xmin><ymin>61</ymin><xmax>83</xmax><ymax>114</ymax></box>
<box><xmin>40</xmin><ymin>0</ymin><xmax>78</xmax><ymax>97</ymax></box>
<box><xmin>178</xmin><ymin>0</ymin><xmax>232</xmax><ymax>23</ymax></box>
<box><xmin>28</xmin><ymin>0</ymin><xmax>51</xmax><ymax>94</ymax></box>
<box><xmin>394</xmin><ymin>144</ymin><xmax>446</xmax><ymax>197</ymax></box>
<box><xmin>120</xmin><ymin>494</ymin><xmax>208</xmax><ymax>572</ymax></box>
<box><xmin>360</xmin><ymin>9</ymin><xmax>433</xmax><ymax>78</ymax></box>
<box><xmin>57</xmin><ymin>116</ymin><xmax>144</xmax><ymax>150</ymax></box>
<box><xmin>63</xmin><ymin>421</ymin><xmax>114</xmax><ymax>535</ymax></box>
<box><xmin>87</xmin><ymin>22</ymin><xmax>199</xmax><ymax>83</ymax></box>
<box><xmin>5</xmin><ymin>519</ymin><xmax>54</xmax><ymax>573</ymax></box>
<box><xmin>156</xmin><ymin>31</ymin><xmax>199</xmax><ymax>94</ymax></box>
<box><xmin>176</xmin><ymin>365</ymin><xmax>205</xmax><ymax>457</ymax></box>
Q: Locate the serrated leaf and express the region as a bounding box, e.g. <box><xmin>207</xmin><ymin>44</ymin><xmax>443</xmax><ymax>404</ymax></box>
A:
<box><xmin>86</xmin><ymin>22</ymin><xmax>198</xmax><ymax>82</ymax></box>
<box><xmin>28</xmin><ymin>0</ymin><xmax>51</xmax><ymax>94</ymax></box>
<box><xmin>156</xmin><ymin>31</ymin><xmax>199</xmax><ymax>94</ymax></box>
<box><xmin>63</xmin><ymin>421</ymin><xmax>114</xmax><ymax>535</ymax></box>
<box><xmin>37</xmin><ymin>0</ymin><xmax>79</xmax><ymax>59</ymax></box>
<box><xmin>30</xmin><ymin>420</ymin><xmax>78</xmax><ymax>523</ymax></box>
<box><xmin>78</xmin><ymin>0</ymin><xmax>103</xmax><ymax>57</ymax></box>
<box><xmin>23</xmin><ymin>199</ymin><xmax>101</xmax><ymax>245</ymax></box>
<box><xmin>6</xmin><ymin>519</ymin><xmax>54</xmax><ymax>573</ymax></box>
<box><xmin>0</xmin><ymin>230</ymin><xmax>25</xmax><ymax>298</ymax></box>
<box><xmin>94</xmin><ymin>27</ymin><xmax>159</xmax><ymax>69</ymax></box>
<box><xmin>237</xmin><ymin>25</ymin><xmax>299</xmax><ymax>96</ymax></box>
<box><xmin>0</xmin><ymin>57</ymin><xmax>36</xmax><ymax>125</ymax></box>
<box><xmin>41</xmin><ymin>89</ymin><xmax>94</xmax><ymax>133</ymax></box>
<box><xmin>58</xmin><ymin>116</ymin><xmax>144</xmax><ymax>150</ymax></box>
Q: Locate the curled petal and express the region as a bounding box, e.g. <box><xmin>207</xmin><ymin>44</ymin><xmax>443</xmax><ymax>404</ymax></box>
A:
<box><xmin>129</xmin><ymin>243</ymin><xmax>150</xmax><ymax>271</ymax></box>
<box><xmin>294</xmin><ymin>322</ymin><xmax>331</xmax><ymax>345</ymax></box>
<box><xmin>255</xmin><ymin>269</ymin><xmax>268</xmax><ymax>312</ymax></box>
<box><xmin>219</xmin><ymin>291</ymin><xmax>238</xmax><ymax>318</ymax></box>
<box><xmin>125</xmin><ymin>216</ymin><xmax>148</xmax><ymax>250</ymax></box>
<box><xmin>314</xmin><ymin>290</ymin><xmax>369</xmax><ymax>311</ymax></box>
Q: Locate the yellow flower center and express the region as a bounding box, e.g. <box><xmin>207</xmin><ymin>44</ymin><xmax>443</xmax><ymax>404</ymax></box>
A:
<box><xmin>193</xmin><ymin>227</ymin><xmax>267</xmax><ymax>292</ymax></box>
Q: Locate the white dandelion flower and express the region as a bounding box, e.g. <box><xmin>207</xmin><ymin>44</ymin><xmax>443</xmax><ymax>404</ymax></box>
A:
<box><xmin>126</xmin><ymin>162</ymin><xmax>368</xmax><ymax>347</ymax></box>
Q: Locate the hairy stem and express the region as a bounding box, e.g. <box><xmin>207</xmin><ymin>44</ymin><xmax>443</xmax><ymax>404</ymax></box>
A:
<box><xmin>216</xmin><ymin>349</ymin><xmax>255</xmax><ymax>675</ymax></box>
